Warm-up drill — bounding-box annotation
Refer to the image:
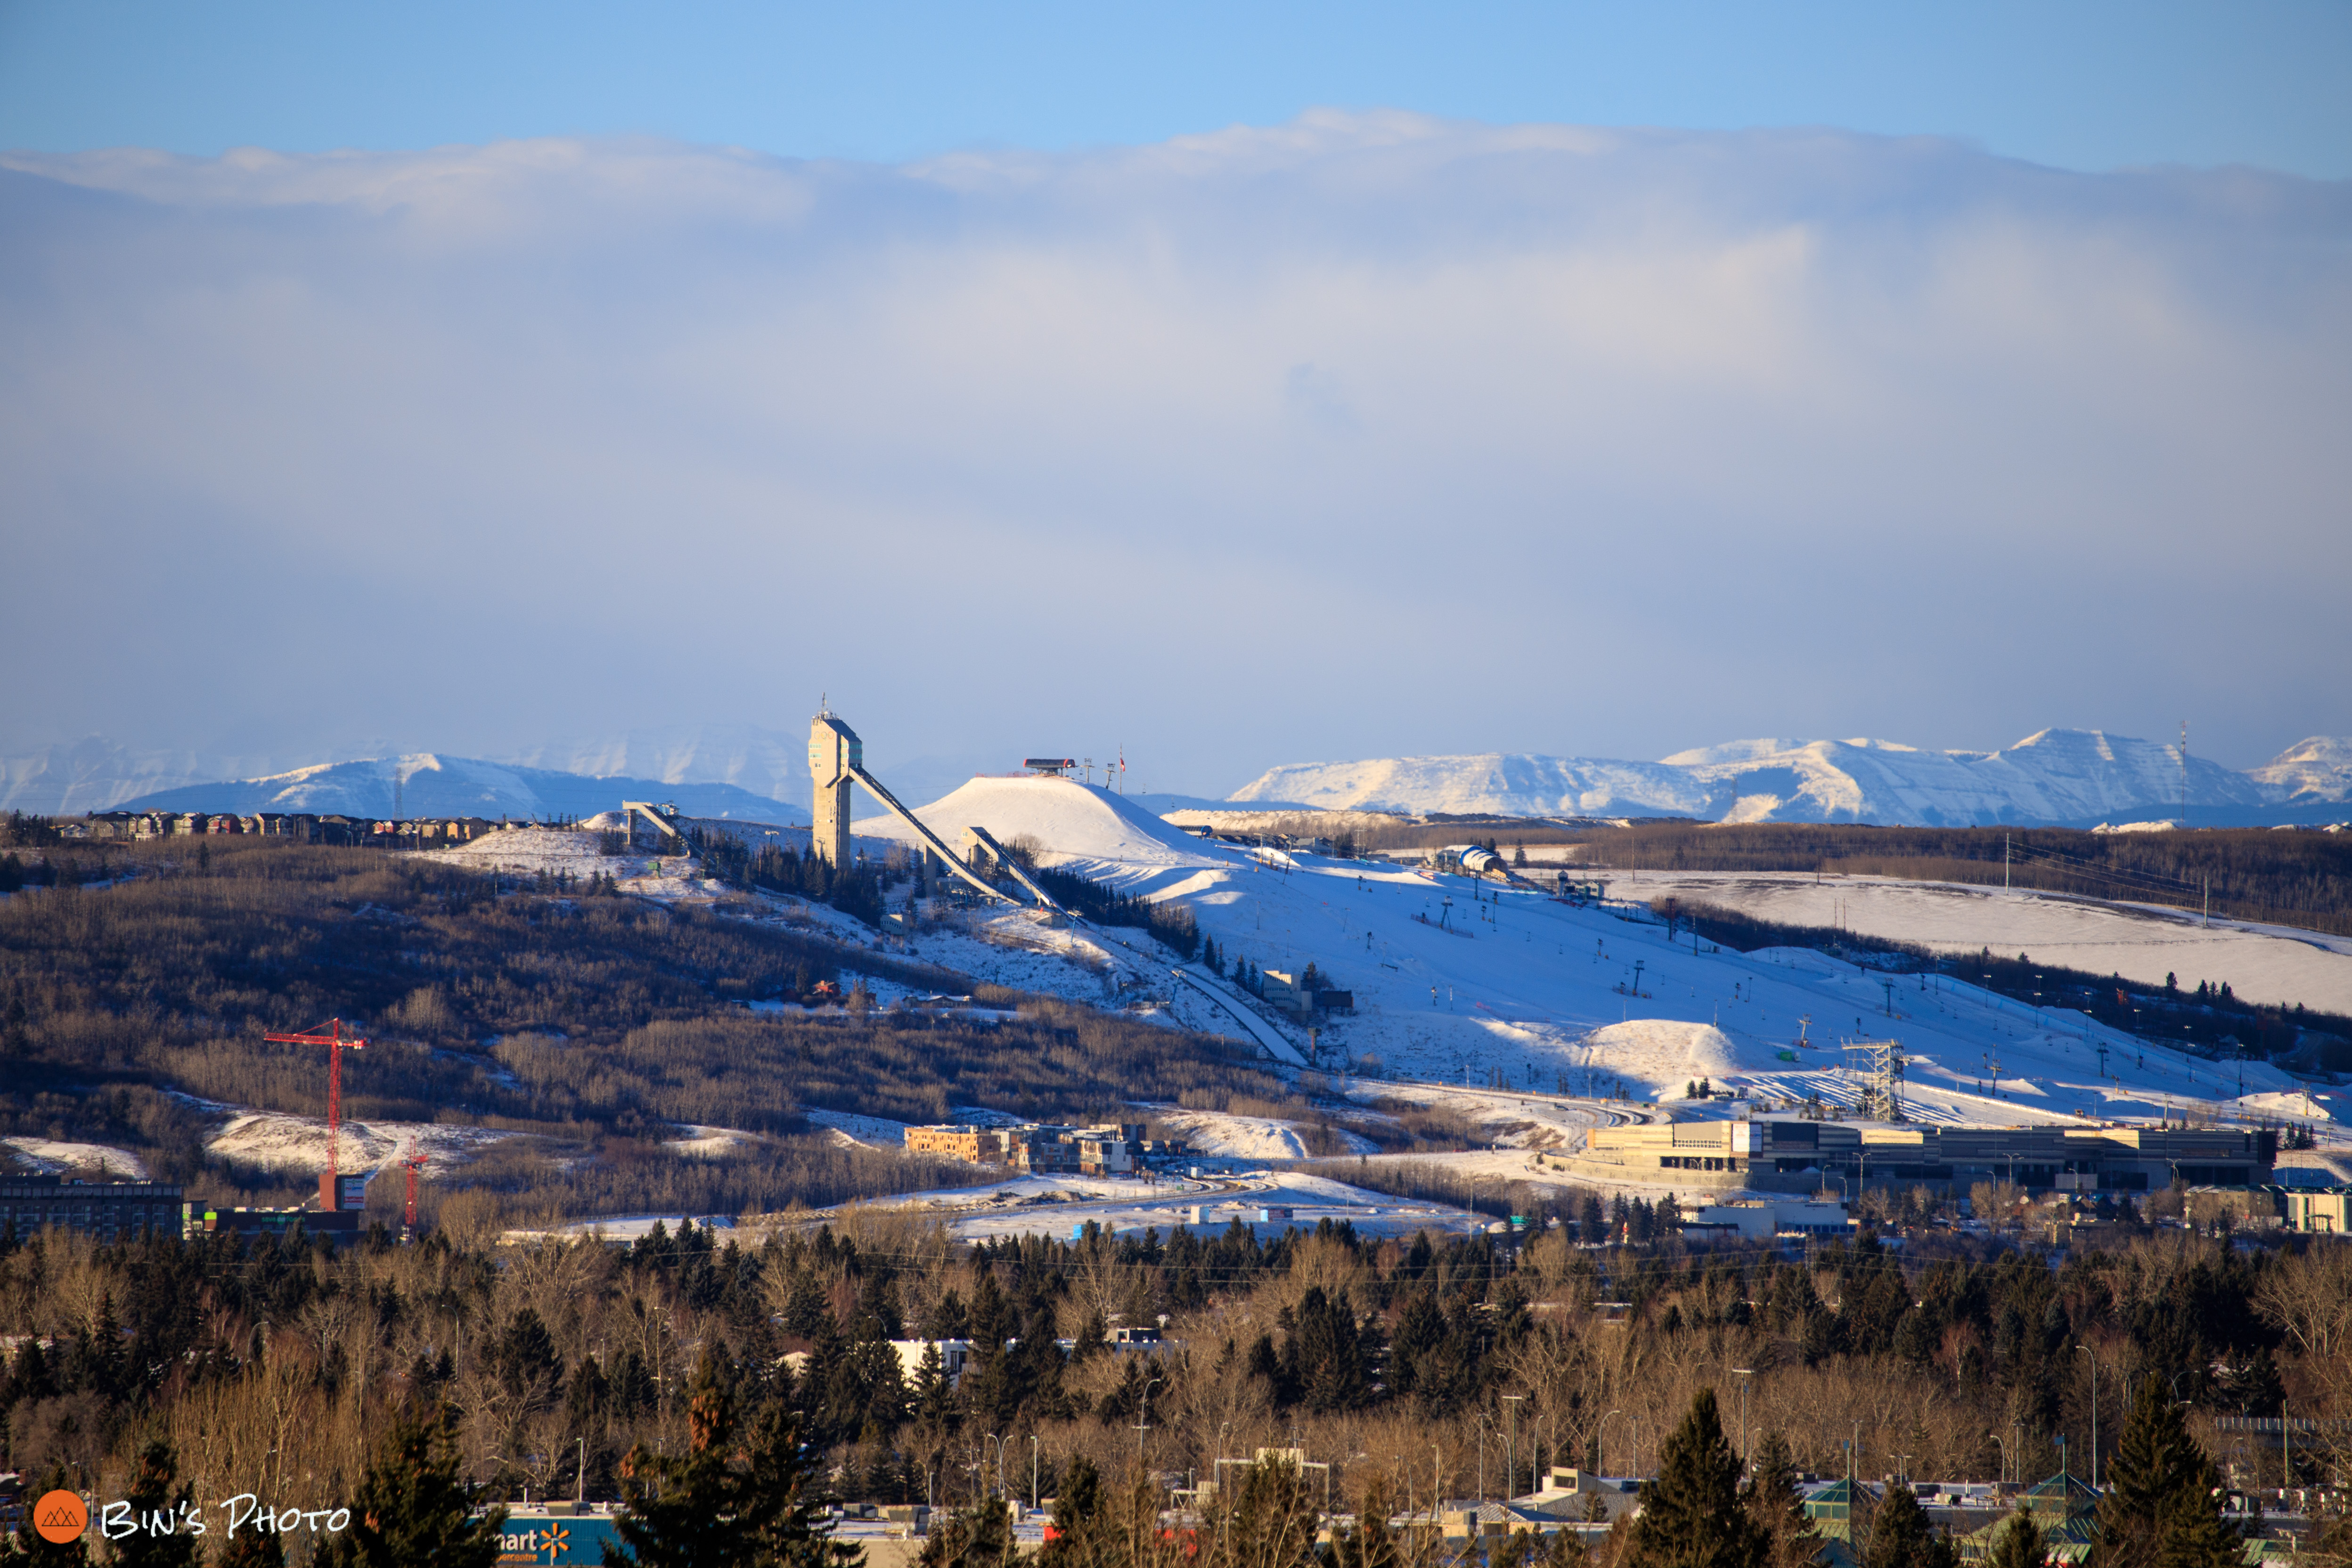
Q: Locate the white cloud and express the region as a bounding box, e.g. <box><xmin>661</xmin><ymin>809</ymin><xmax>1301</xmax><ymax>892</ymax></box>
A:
<box><xmin>1</xmin><ymin>115</ymin><xmax>2346</xmax><ymax>784</ymax></box>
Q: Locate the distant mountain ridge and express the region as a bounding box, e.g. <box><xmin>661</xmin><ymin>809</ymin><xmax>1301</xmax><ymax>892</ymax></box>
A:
<box><xmin>8</xmin><ymin>726</ymin><xmax>2347</xmax><ymax>829</ymax></box>
<box><xmin>115</xmin><ymin>753</ymin><xmax>805</xmax><ymax>824</ymax></box>
<box><xmin>1229</xmin><ymin>729</ymin><xmax>2352</xmax><ymax>827</ymax></box>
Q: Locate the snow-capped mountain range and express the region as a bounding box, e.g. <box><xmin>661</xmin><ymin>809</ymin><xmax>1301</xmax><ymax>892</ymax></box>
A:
<box><xmin>1230</xmin><ymin>730</ymin><xmax>2352</xmax><ymax>826</ymax></box>
<box><xmin>0</xmin><ymin>745</ymin><xmax>804</xmax><ymax>823</ymax></box>
<box><xmin>4</xmin><ymin>727</ymin><xmax>2347</xmax><ymax>828</ymax></box>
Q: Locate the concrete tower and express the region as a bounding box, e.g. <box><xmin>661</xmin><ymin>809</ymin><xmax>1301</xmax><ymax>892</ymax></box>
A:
<box><xmin>809</xmin><ymin>712</ymin><xmax>862</xmax><ymax>868</ymax></box>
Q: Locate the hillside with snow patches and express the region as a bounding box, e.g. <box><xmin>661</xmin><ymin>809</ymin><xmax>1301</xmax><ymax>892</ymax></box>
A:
<box><xmin>858</xmin><ymin>777</ymin><xmax>2350</xmax><ymax>1138</ymax></box>
<box><xmin>1230</xmin><ymin>729</ymin><xmax>2351</xmax><ymax>826</ymax></box>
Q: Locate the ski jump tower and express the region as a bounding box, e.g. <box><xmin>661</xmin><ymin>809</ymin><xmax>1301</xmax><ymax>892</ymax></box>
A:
<box><xmin>809</xmin><ymin>710</ymin><xmax>860</xmax><ymax>868</ymax></box>
<box><xmin>807</xmin><ymin>707</ymin><xmax>1063</xmax><ymax>911</ymax></box>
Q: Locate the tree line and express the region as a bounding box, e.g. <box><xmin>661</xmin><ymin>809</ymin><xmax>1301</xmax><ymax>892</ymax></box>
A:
<box><xmin>5</xmin><ymin>1188</ymin><xmax>2350</xmax><ymax>1564</ymax></box>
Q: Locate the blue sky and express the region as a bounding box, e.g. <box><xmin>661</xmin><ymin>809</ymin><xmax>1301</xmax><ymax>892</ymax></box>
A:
<box><xmin>4</xmin><ymin>1</ymin><xmax>2349</xmax><ymax>177</ymax></box>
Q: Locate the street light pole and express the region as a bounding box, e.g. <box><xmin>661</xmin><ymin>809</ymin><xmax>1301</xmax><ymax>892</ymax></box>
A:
<box><xmin>1504</xmin><ymin>1395</ymin><xmax>1524</xmax><ymax>1500</ymax></box>
<box><xmin>2078</xmin><ymin>1346</ymin><xmax>2099</xmax><ymax>1489</ymax></box>
<box><xmin>1733</xmin><ymin>1369</ymin><xmax>1755</xmax><ymax>1474</ymax></box>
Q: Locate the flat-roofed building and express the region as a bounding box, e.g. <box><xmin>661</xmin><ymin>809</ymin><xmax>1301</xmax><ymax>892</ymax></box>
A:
<box><xmin>1568</xmin><ymin>1119</ymin><xmax>2273</xmax><ymax>1195</ymax></box>
<box><xmin>0</xmin><ymin>1176</ymin><xmax>186</xmax><ymax>1244</ymax></box>
<box><xmin>2279</xmin><ymin>1188</ymin><xmax>2349</xmax><ymax>1234</ymax></box>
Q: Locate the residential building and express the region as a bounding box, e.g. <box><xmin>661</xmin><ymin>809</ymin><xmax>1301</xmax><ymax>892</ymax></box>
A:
<box><xmin>888</xmin><ymin>1339</ymin><xmax>974</xmax><ymax>1389</ymax></box>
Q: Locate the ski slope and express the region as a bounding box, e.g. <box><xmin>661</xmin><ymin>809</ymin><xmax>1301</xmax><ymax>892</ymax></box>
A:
<box><xmin>864</xmin><ymin>779</ymin><xmax>2348</xmax><ymax>1138</ymax></box>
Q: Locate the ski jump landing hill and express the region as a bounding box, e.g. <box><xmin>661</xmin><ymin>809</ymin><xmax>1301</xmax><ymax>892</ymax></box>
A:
<box><xmin>810</xmin><ymin>713</ymin><xmax>1063</xmax><ymax>911</ymax></box>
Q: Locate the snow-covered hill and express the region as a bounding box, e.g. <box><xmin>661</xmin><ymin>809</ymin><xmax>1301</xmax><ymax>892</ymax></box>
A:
<box><xmin>868</xmin><ymin>774</ymin><xmax>2347</xmax><ymax>1139</ymax></box>
<box><xmin>1230</xmin><ymin>729</ymin><xmax>2346</xmax><ymax>827</ymax></box>
<box><xmin>119</xmin><ymin>753</ymin><xmax>805</xmax><ymax>823</ymax></box>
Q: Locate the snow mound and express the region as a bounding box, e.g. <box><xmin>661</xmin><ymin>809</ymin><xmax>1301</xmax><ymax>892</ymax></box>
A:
<box><xmin>4</xmin><ymin>1137</ymin><xmax>149</xmax><ymax>1179</ymax></box>
<box><xmin>1150</xmin><ymin>1108</ymin><xmax>1379</xmax><ymax>1160</ymax></box>
<box><xmin>1582</xmin><ymin>1020</ymin><xmax>1745</xmax><ymax>1093</ymax></box>
<box><xmin>854</xmin><ymin>776</ymin><xmax>1225</xmax><ymax>869</ymax></box>
<box><xmin>207</xmin><ymin>1112</ymin><xmax>515</xmax><ymax>1175</ymax></box>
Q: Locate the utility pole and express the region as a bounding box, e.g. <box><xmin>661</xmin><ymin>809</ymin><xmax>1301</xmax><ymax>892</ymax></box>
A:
<box><xmin>2079</xmin><ymin>1345</ymin><xmax>2098</xmax><ymax>1489</ymax></box>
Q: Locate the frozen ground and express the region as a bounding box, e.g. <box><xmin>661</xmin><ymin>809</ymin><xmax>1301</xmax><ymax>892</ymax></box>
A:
<box><xmin>804</xmin><ymin>1109</ymin><xmax>912</xmax><ymax>1149</ymax></box>
<box><xmin>412</xmin><ymin>825</ymin><xmax>723</xmax><ymax>900</ymax></box>
<box><xmin>1611</xmin><ymin>871</ymin><xmax>2352</xmax><ymax>1015</ymax></box>
<box><xmin>4</xmin><ymin>1137</ymin><xmax>150</xmax><ymax>1179</ymax></box>
<box><xmin>1148</xmin><ymin>1108</ymin><xmax>1379</xmax><ymax>1160</ymax></box>
<box><xmin>206</xmin><ymin>1111</ymin><xmax>523</xmax><ymax>1176</ymax></box>
<box><xmin>797</xmin><ymin>1168</ymin><xmax>1494</xmax><ymax>1244</ymax></box>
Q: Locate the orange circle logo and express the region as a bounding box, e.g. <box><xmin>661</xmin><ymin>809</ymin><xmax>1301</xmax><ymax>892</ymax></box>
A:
<box><xmin>34</xmin><ymin>1489</ymin><xmax>89</xmax><ymax>1543</ymax></box>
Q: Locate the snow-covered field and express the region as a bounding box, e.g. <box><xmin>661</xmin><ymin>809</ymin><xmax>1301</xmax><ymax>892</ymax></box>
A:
<box><xmin>1613</xmin><ymin>871</ymin><xmax>2352</xmax><ymax>1016</ymax></box>
<box><xmin>800</xmin><ymin>1168</ymin><xmax>1494</xmax><ymax>1244</ymax></box>
<box><xmin>412</xmin><ymin>825</ymin><xmax>718</xmax><ymax>898</ymax></box>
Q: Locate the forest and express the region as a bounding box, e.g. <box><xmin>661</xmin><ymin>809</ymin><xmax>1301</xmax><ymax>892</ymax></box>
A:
<box><xmin>2</xmin><ymin>1201</ymin><xmax>2348</xmax><ymax>1566</ymax></box>
<box><xmin>0</xmin><ymin>837</ymin><xmax>1280</xmax><ymax>1215</ymax></box>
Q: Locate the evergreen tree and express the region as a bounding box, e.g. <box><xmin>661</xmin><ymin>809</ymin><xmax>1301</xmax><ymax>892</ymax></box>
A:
<box><xmin>1036</xmin><ymin>1456</ymin><xmax>1104</xmax><ymax>1568</ymax></box>
<box><xmin>2089</xmin><ymin>1376</ymin><xmax>2238</xmax><ymax>1568</ymax></box>
<box><xmin>1744</xmin><ymin>1432</ymin><xmax>1823</xmax><ymax>1568</ymax></box>
<box><xmin>1989</xmin><ymin>1508</ymin><xmax>2044</xmax><ymax>1568</ymax></box>
<box><xmin>1622</xmin><ymin>1388</ymin><xmax>1768</xmax><ymax>1568</ymax></box>
<box><xmin>915</xmin><ymin>1498</ymin><xmax>1015</xmax><ymax>1568</ymax></box>
<box><xmin>606</xmin><ymin>1348</ymin><xmax>859</xmax><ymax>1568</ymax></box>
<box><xmin>111</xmin><ymin>1439</ymin><xmax>198</xmax><ymax>1568</ymax></box>
<box><xmin>318</xmin><ymin>1403</ymin><xmax>506</xmax><ymax>1568</ymax></box>
<box><xmin>1862</xmin><ymin>1484</ymin><xmax>1953</xmax><ymax>1568</ymax></box>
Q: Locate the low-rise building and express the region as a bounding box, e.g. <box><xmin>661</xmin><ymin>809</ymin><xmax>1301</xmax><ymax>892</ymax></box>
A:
<box><xmin>1689</xmin><ymin>1199</ymin><xmax>1853</xmax><ymax>1239</ymax></box>
<box><xmin>904</xmin><ymin>1122</ymin><xmax>1146</xmax><ymax>1176</ymax></box>
<box><xmin>0</xmin><ymin>1176</ymin><xmax>186</xmax><ymax>1244</ymax></box>
<box><xmin>2278</xmin><ymin>1187</ymin><xmax>2350</xmax><ymax>1234</ymax></box>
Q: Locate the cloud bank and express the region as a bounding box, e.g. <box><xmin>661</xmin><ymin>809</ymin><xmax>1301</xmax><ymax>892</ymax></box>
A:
<box><xmin>2</xmin><ymin>115</ymin><xmax>2346</xmax><ymax>789</ymax></box>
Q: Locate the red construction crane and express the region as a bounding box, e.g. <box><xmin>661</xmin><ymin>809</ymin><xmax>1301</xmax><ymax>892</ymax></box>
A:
<box><xmin>401</xmin><ymin>1140</ymin><xmax>427</xmax><ymax>1235</ymax></box>
<box><xmin>262</xmin><ymin>1018</ymin><xmax>368</xmax><ymax>1186</ymax></box>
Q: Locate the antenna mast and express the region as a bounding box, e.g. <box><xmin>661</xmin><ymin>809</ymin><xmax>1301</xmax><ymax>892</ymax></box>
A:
<box><xmin>2179</xmin><ymin>720</ymin><xmax>2189</xmax><ymax>823</ymax></box>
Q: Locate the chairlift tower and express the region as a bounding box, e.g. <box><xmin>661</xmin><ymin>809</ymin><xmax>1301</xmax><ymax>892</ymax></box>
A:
<box><xmin>1841</xmin><ymin>1038</ymin><xmax>1906</xmax><ymax>1121</ymax></box>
